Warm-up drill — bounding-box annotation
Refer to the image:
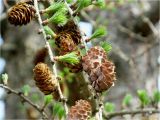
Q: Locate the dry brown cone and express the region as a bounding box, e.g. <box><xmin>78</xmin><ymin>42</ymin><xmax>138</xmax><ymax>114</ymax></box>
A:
<box><xmin>82</xmin><ymin>46</ymin><xmax>116</xmax><ymax>92</ymax></box>
<box><xmin>33</xmin><ymin>47</ymin><xmax>48</xmax><ymax>65</ymax></box>
<box><xmin>8</xmin><ymin>2</ymin><xmax>35</xmax><ymax>26</ymax></box>
<box><xmin>55</xmin><ymin>32</ymin><xmax>82</xmax><ymax>72</ymax></box>
<box><xmin>67</xmin><ymin>100</ymin><xmax>92</xmax><ymax>120</ymax></box>
<box><xmin>55</xmin><ymin>32</ymin><xmax>77</xmax><ymax>55</ymax></box>
<box><xmin>56</xmin><ymin>20</ymin><xmax>81</xmax><ymax>45</ymax></box>
<box><xmin>33</xmin><ymin>62</ymin><xmax>58</xmax><ymax>95</ymax></box>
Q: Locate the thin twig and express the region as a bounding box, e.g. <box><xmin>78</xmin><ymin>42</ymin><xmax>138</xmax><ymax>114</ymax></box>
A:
<box><xmin>103</xmin><ymin>108</ymin><xmax>160</xmax><ymax>119</ymax></box>
<box><xmin>131</xmin><ymin>41</ymin><xmax>159</xmax><ymax>59</ymax></box>
<box><xmin>118</xmin><ymin>25</ymin><xmax>148</xmax><ymax>42</ymax></box>
<box><xmin>80</xmin><ymin>11</ymin><xmax>97</xmax><ymax>28</ymax></box>
<box><xmin>141</xmin><ymin>16</ymin><xmax>158</xmax><ymax>37</ymax></box>
<box><xmin>33</xmin><ymin>0</ymin><xmax>68</xmax><ymax>114</ymax></box>
<box><xmin>138</xmin><ymin>1</ymin><xmax>159</xmax><ymax>38</ymax></box>
<box><xmin>0</xmin><ymin>84</ymin><xmax>48</xmax><ymax>119</ymax></box>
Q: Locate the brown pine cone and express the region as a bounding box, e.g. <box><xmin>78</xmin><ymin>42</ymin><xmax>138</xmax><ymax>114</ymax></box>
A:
<box><xmin>33</xmin><ymin>63</ymin><xmax>57</xmax><ymax>95</ymax></box>
<box><xmin>33</xmin><ymin>47</ymin><xmax>48</xmax><ymax>65</ymax></box>
<box><xmin>56</xmin><ymin>20</ymin><xmax>81</xmax><ymax>45</ymax></box>
<box><xmin>55</xmin><ymin>32</ymin><xmax>77</xmax><ymax>54</ymax></box>
<box><xmin>8</xmin><ymin>2</ymin><xmax>35</xmax><ymax>26</ymax></box>
<box><xmin>82</xmin><ymin>46</ymin><xmax>116</xmax><ymax>92</ymax></box>
<box><xmin>67</xmin><ymin>100</ymin><xmax>92</xmax><ymax>120</ymax></box>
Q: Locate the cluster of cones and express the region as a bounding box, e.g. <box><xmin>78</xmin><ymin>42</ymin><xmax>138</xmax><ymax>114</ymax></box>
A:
<box><xmin>8</xmin><ymin>1</ymin><xmax>116</xmax><ymax>119</ymax></box>
<box><xmin>54</xmin><ymin>21</ymin><xmax>83</xmax><ymax>73</ymax></box>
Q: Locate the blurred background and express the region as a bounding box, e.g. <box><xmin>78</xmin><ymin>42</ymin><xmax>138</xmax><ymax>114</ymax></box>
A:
<box><xmin>0</xmin><ymin>0</ymin><xmax>159</xmax><ymax>119</ymax></box>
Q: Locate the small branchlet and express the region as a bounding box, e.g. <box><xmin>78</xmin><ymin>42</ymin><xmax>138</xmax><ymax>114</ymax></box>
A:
<box><xmin>100</xmin><ymin>41</ymin><xmax>112</xmax><ymax>53</ymax></box>
<box><xmin>42</xmin><ymin>10</ymin><xmax>68</xmax><ymax>26</ymax></box>
<box><xmin>137</xmin><ymin>90</ymin><xmax>150</xmax><ymax>108</ymax></box>
<box><xmin>44</xmin><ymin>26</ymin><xmax>57</xmax><ymax>38</ymax></box>
<box><xmin>93</xmin><ymin>0</ymin><xmax>105</xmax><ymax>8</ymax></box>
<box><xmin>54</xmin><ymin>52</ymin><xmax>80</xmax><ymax>65</ymax></box>
<box><xmin>1</xmin><ymin>73</ymin><xmax>8</xmax><ymax>85</ymax></box>
<box><xmin>40</xmin><ymin>2</ymin><xmax>67</xmax><ymax>14</ymax></box>
<box><xmin>74</xmin><ymin>0</ymin><xmax>92</xmax><ymax>14</ymax></box>
<box><xmin>89</xmin><ymin>27</ymin><xmax>107</xmax><ymax>40</ymax></box>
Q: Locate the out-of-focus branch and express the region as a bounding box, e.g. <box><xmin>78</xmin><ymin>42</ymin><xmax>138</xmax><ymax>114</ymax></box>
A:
<box><xmin>0</xmin><ymin>84</ymin><xmax>48</xmax><ymax>119</ymax></box>
<box><xmin>80</xmin><ymin>11</ymin><xmax>97</xmax><ymax>28</ymax></box>
<box><xmin>141</xmin><ymin>15</ymin><xmax>158</xmax><ymax>38</ymax></box>
<box><xmin>118</xmin><ymin>25</ymin><xmax>148</xmax><ymax>42</ymax></box>
<box><xmin>103</xmin><ymin>108</ymin><xmax>160</xmax><ymax>119</ymax></box>
<box><xmin>131</xmin><ymin>41</ymin><xmax>159</xmax><ymax>59</ymax></box>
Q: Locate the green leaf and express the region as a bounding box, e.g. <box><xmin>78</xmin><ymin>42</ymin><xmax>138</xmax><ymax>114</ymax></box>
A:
<box><xmin>90</xmin><ymin>27</ymin><xmax>107</xmax><ymax>40</ymax></box>
<box><xmin>122</xmin><ymin>94</ymin><xmax>132</xmax><ymax>107</ymax></box>
<box><xmin>58</xmin><ymin>71</ymin><xmax>65</xmax><ymax>78</ymax></box>
<box><xmin>44</xmin><ymin>94</ymin><xmax>53</xmax><ymax>105</ymax></box>
<box><xmin>153</xmin><ymin>90</ymin><xmax>160</xmax><ymax>103</ymax></box>
<box><xmin>94</xmin><ymin>0</ymin><xmax>105</xmax><ymax>8</ymax></box>
<box><xmin>49</xmin><ymin>11</ymin><xmax>68</xmax><ymax>26</ymax></box>
<box><xmin>21</xmin><ymin>85</ymin><xmax>30</xmax><ymax>96</ymax></box>
<box><xmin>100</xmin><ymin>41</ymin><xmax>112</xmax><ymax>53</ymax></box>
<box><xmin>1</xmin><ymin>73</ymin><xmax>8</xmax><ymax>85</ymax></box>
<box><xmin>45</xmin><ymin>2</ymin><xmax>67</xmax><ymax>13</ymax></box>
<box><xmin>66</xmin><ymin>0</ymin><xmax>73</xmax><ymax>3</ymax></box>
<box><xmin>104</xmin><ymin>102</ymin><xmax>115</xmax><ymax>112</ymax></box>
<box><xmin>55</xmin><ymin>52</ymin><xmax>80</xmax><ymax>65</ymax></box>
<box><xmin>52</xmin><ymin>102</ymin><xmax>65</xmax><ymax>118</ymax></box>
<box><xmin>48</xmin><ymin>39</ymin><xmax>56</xmax><ymax>48</ymax></box>
<box><xmin>58</xmin><ymin>107</ymin><xmax>65</xmax><ymax>119</ymax></box>
<box><xmin>63</xmin><ymin>67</ymin><xmax>70</xmax><ymax>74</ymax></box>
<box><xmin>77</xmin><ymin>0</ymin><xmax>92</xmax><ymax>11</ymax></box>
<box><xmin>44</xmin><ymin>26</ymin><xmax>55</xmax><ymax>37</ymax></box>
<box><xmin>137</xmin><ymin>90</ymin><xmax>150</xmax><ymax>107</ymax></box>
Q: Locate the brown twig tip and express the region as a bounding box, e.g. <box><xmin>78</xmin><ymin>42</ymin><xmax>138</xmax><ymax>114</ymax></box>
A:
<box><xmin>46</xmin><ymin>35</ymin><xmax>51</xmax><ymax>40</ymax></box>
<box><xmin>85</xmin><ymin>38</ymin><xmax>90</xmax><ymax>42</ymax></box>
<box><xmin>82</xmin><ymin>46</ymin><xmax>116</xmax><ymax>92</ymax></box>
<box><xmin>42</xmin><ymin>20</ymin><xmax>48</xmax><ymax>26</ymax></box>
<box><xmin>67</xmin><ymin>100</ymin><xmax>92</xmax><ymax>120</ymax></box>
<box><xmin>53</xmin><ymin>56</ymin><xmax>58</xmax><ymax>61</ymax></box>
<box><xmin>104</xmin><ymin>108</ymin><xmax>160</xmax><ymax>119</ymax></box>
<box><xmin>39</xmin><ymin>10</ymin><xmax>45</xmax><ymax>14</ymax></box>
<box><xmin>37</xmin><ymin>29</ymin><xmax>43</xmax><ymax>34</ymax></box>
<box><xmin>33</xmin><ymin>62</ymin><xmax>58</xmax><ymax>95</ymax></box>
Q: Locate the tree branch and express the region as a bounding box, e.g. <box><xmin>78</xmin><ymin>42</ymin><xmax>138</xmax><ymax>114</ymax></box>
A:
<box><xmin>0</xmin><ymin>84</ymin><xmax>48</xmax><ymax>119</ymax></box>
<box><xmin>103</xmin><ymin>108</ymin><xmax>160</xmax><ymax>119</ymax></box>
<box><xmin>33</xmin><ymin>0</ymin><xmax>68</xmax><ymax>114</ymax></box>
